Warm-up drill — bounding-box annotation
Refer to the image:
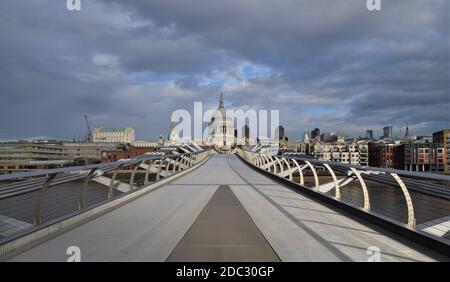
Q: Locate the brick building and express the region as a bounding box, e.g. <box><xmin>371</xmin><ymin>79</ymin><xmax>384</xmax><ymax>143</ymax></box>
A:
<box><xmin>368</xmin><ymin>142</ymin><xmax>401</xmax><ymax>168</ymax></box>
<box><xmin>101</xmin><ymin>144</ymin><xmax>157</xmax><ymax>163</ymax></box>
<box><xmin>433</xmin><ymin>129</ymin><xmax>450</xmax><ymax>174</ymax></box>
<box><xmin>398</xmin><ymin>143</ymin><xmax>445</xmax><ymax>173</ymax></box>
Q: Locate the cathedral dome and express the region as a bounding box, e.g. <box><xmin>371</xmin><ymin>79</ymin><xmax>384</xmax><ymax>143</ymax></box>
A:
<box><xmin>207</xmin><ymin>93</ymin><xmax>235</xmax><ymax>149</ymax></box>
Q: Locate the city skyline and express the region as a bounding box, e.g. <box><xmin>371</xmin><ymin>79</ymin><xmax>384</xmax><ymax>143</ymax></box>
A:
<box><xmin>0</xmin><ymin>94</ymin><xmax>443</xmax><ymax>143</ymax></box>
<box><xmin>0</xmin><ymin>0</ymin><xmax>448</xmax><ymax>141</ymax></box>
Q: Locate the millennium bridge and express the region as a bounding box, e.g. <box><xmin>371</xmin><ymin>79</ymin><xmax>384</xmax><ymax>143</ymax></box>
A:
<box><xmin>0</xmin><ymin>149</ymin><xmax>449</xmax><ymax>261</ymax></box>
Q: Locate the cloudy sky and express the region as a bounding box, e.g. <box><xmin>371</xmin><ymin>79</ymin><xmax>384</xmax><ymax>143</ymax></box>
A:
<box><xmin>0</xmin><ymin>0</ymin><xmax>448</xmax><ymax>141</ymax></box>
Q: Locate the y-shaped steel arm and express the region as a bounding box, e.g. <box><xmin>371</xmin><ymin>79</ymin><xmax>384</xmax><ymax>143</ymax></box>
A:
<box><xmin>261</xmin><ymin>155</ymin><xmax>271</xmax><ymax>171</ymax></box>
<box><xmin>349</xmin><ymin>168</ymin><xmax>370</xmax><ymax>211</ymax></box>
<box><xmin>281</xmin><ymin>157</ymin><xmax>293</xmax><ymax>181</ymax></box>
<box><xmin>322</xmin><ymin>164</ymin><xmax>340</xmax><ymax>200</ymax></box>
<box><xmin>304</xmin><ymin>160</ymin><xmax>319</xmax><ymax>191</ymax></box>
<box><xmin>291</xmin><ymin>159</ymin><xmax>304</xmax><ymax>186</ymax></box>
<box><xmin>391</xmin><ymin>173</ymin><xmax>415</xmax><ymax>227</ymax></box>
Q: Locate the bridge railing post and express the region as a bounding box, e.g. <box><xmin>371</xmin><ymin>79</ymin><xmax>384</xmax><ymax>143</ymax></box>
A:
<box><xmin>79</xmin><ymin>168</ymin><xmax>99</xmax><ymax>210</ymax></box>
<box><xmin>172</xmin><ymin>158</ymin><xmax>179</xmax><ymax>173</ymax></box>
<box><xmin>156</xmin><ymin>160</ymin><xmax>163</xmax><ymax>180</ymax></box>
<box><xmin>251</xmin><ymin>153</ymin><xmax>256</xmax><ymax>166</ymax></box>
<box><xmin>256</xmin><ymin>154</ymin><xmax>263</xmax><ymax>168</ymax></box>
<box><xmin>180</xmin><ymin>155</ymin><xmax>188</xmax><ymax>170</ymax></box>
<box><xmin>178</xmin><ymin>157</ymin><xmax>185</xmax><ymax>171</ymax></box>
<box><xmin>108</xmin><ymin>164</ymin><xmax>125</xmax><ymax>199</ymax></box>
<box><xmin>179</xmin><ymin>157</ymin><xmax>185</xmax><ymax>171</ymax></box>
<box><xmin>34</xmin><ymin>173</ymin><xmax>58</xmax><ymax>226</ymax></box>
<box><xmin>144</xmin><ymin>160</ymin><xmax>152</xmax><ymax>185</ymax></box>
<box><xmin>129</xmin><ymin>161</ymin><xmax>146</xmax><ymax>190</ymax></box>
<box><xmin>282</xmin><ymin>157</ymin><xmax>293</xmax><ymax>181</ymax></box>
<box><xmin>262</xmin><ymin>155</ymin><xmax>270</xmax><ymax>171</ymax></box>
<box><xmin>165</xmin><ymin>158</ymin><xmax>172</xmax><ymax>176</ymax></box>
<box><xmin>182</xmin><ymin>156</ymin><xmax>188</xmax><ymax>169</ymax></box>
<box><xmin>273</xmin><ymin>156</ymin><xmax>283</xmax><ymax>175</ymax></box>
<box><xmin>267</xmin><ymin>156</ymin><xmax>275</xmax><ymax>173</ymax></box>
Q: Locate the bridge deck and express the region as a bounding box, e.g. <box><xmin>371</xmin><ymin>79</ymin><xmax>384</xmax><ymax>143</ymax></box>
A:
<box><xmin>8</xmin><ymin>154</ymin><xmax>447</xmax><ymax>261</ymax></box>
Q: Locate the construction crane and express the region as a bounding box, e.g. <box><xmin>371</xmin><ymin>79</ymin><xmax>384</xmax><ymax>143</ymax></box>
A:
<box><xmin>84</xmin><ymin>114</ymin><xmax>93</xmax><ymax>142</ymax></box>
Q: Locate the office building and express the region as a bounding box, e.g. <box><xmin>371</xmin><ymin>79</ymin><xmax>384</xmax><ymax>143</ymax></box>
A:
<box><xmin>398</xmin><ymin>143</ymin><xmax>445</xmax><ymax>173</ymax></box>
<box><xmin>93</xmin><ymin>127</ymin><xmax>135</xmax><ymax>143</ymax></box>
<box><xmin>383</xmin><ymin>126</ymin><xmax>393</xmax><ymax>139</ymax></box>
<box><xmin>312</xmin><ymin>141</ymin><xmax>368</xmax><ymax>166</ymax></box>
<box><xmin>368</xmin><ymin>141</ymin><xmax>401</xmax><ymax>168</ymax></box>
<box><xmin>311</xmin><ymin>128</ymin><xmax>320</xmax><ymax>140</ymax></box>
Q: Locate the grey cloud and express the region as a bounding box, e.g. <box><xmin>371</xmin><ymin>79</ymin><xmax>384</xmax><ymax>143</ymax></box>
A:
<box><xmin>0</xmin><ymin>0</ymin><xmax>448</xmax><ymax>140</ymax></box>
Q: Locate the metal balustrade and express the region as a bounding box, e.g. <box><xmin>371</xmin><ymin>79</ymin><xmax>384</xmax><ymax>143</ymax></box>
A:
<box><xmin>0</xmin><ymin>150</ymin><xmax>212</xmax><ymax>235</ymax></box>
<box><xmin>237</xmin><ymin>149</ymin><xmax>450</xmax><ymax>231</ymax></box>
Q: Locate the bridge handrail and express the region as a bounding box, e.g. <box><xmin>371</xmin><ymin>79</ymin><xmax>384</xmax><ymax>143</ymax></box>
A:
<box><xmin>284</xmin><ymin>153</ymin><xmax>450</xmax><ymax>182</ymax></box>
<box><xmin>238</xmin><ymin>149</ymin><xmax>450</xmax><ymax>231</ymax></box>
<box><xmin>0</xmin><ymin>150</ymin><xmax>212</xmax><ymax>228</ymax></box>
<box><xmin>0</xmin><ymin>152</ymin><xmax>185</xmax><ymax>182</ymax></box>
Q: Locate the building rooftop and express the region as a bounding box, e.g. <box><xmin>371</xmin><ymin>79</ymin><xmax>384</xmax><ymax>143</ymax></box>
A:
<box><xmin>96</xmin><ymin>127</ymin><xmax>132</xmax><ymax>133</ymax></box>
